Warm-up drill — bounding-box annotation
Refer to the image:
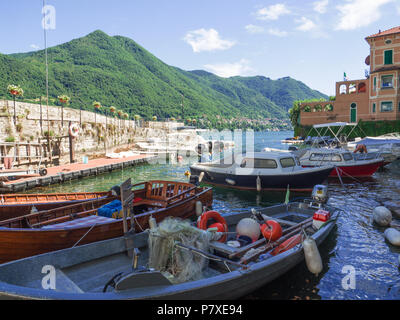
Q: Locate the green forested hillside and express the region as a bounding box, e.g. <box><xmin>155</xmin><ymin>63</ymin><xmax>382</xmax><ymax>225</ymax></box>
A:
<box><xmin>0</xmin><ymin>30</ymin><xmax>327</xmax><ymax>121</ymax></box>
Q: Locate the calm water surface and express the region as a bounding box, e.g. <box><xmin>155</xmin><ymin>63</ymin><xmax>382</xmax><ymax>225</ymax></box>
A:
<box><xmin>25</xmin><ymin>130</ymin><xmax>400</xmax><ymax>300</ymax></box>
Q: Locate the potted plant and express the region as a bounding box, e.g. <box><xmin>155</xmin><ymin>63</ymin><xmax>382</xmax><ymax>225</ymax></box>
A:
<box><xmin>58</xmin><ymin>95</ymin><xmax>70</xmax><ymax>127</ymax></box>
<box><xmin>7</xmin><ymin>84</ymin><xmax>23</xmax><ymax>125</ymax></box>
<box><xmin>93</xmin><ymin>101</ymin><xmax>102</xmax><ymax>124</ymax></box>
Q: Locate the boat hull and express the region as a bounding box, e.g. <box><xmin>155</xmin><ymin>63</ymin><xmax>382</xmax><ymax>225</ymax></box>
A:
<box><xmin>190</xmin><ymin>166</ymin><xmax>332</xmax><ymax>191</ymax></box>
<box><xmin>303</xmin><ymin>160</ymin><xmax>384</xmax><ymax>178</ymax></box>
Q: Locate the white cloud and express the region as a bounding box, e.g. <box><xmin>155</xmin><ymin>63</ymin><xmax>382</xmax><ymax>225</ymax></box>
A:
<box><xmin>313</xmin><ymin>0</ymin><xmax>329</xmax><ymax>14</ymax></box>
<box><xmin>268</xmin><ymin>28</ymin><xmax>288</xmax><ymax>37</ymax></box>
<box><xmin>183</xmin><ymin>28</ymin><xmax>236</xmax><ymax>53</ymax></box>
<box><xmin>296</xmin><ymin>17</ymin><xmax>317</xmax><ymax>31</ymax></box>
<box><xmin>30</xmin><ymin>44</ymin><xmax>40</xmax><ymax>50</ymax></box>
<box><xmin>335</xmin><ymin>0</ymin><xmax>394</xmax><ymax>31</ymax></box>
<box><xmin>256</xmin><ymin>4</ymin><xmax>291</xmax><ymax>21</ymax></box>
<box><xmin>245</xmin><ymin>24</ymin><xmax>265</xmax><ymax>34</ymax></box>
<box><xmin>204</xmin><ymin>59</ymin><xmax>253</xmax><ymax>78</ymax></box>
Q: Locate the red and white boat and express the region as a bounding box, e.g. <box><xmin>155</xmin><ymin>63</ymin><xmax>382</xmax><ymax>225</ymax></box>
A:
<box><xmin>295</xmin><ymin>148</ymin><xmax>384</xmax><ymax>178</ymax></box>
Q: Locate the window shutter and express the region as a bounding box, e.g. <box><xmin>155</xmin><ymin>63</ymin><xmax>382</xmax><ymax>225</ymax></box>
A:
<box><xmin>384</xmin><ymin>50</ymin><xmax>393</xmax><ymax>65</ymax></box>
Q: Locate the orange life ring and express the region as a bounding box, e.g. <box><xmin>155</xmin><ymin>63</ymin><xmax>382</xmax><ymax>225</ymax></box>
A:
<box><xmin>270</xmin><ymin>234</ymin><xmax>302</xmax><ymax>256</ymax></box>
<box><xmin>260</xmin><ymin>220</ymin><xmax>282</xmax><ymax>241</ymax></box>
<box><xmin>69</xmin><ymin>123</ymin><xmax>80</xmax><ymax>138</ymax></box>
<box><xmin>353</xmin><ymin>144</ymin><xmax>367</xmax><ymax>154</ymax></box>
<box><xmin>197</xmin><ymin>210</ymin><xmax>228</xmax><ymax>243</ymax></box>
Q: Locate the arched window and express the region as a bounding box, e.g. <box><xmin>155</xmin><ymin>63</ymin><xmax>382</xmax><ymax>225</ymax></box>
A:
<box><xmin>340</xmin><ymin>84</ymin><xmax>347</xmax><ymax>94</ymax></box>
<box><xmin>303</xmin><ymin>105</ymin><xmax>311</xmax><ymax>112</ymax></box>
<box><xmin>324</xmin><ymin>104</ymin><xmax>334</xmax><ymax>112</ymax></box>
<box><xmin>349</xmin><ymin>84</ymin><xmax>356</xmax><ymax>94</ymax></box>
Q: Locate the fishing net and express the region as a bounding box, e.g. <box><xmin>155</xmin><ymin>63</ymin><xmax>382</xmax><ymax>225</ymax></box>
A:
<box><xmin>148</xmin><ymin>217</ymin><xmax>219</xmax><ymax>284</ymax></box>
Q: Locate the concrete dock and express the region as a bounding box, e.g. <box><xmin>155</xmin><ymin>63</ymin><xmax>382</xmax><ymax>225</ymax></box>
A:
<box><xmin>0</xmin><ymin>154</ymin><xmax>157</xmax><ymax>193</ymax></box>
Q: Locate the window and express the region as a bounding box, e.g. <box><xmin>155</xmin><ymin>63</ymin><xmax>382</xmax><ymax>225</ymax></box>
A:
<box><xmin>385</xmin><ymin>39</ymin><xmax>392</xmax><ymax>45</ymax></box>
<box><xmin>280</xmin><ymin>157</ymin><xmax>296</xmax><ymax>168</ymax></box>
<box><xmin>381</xmin><ymin>75</ymin><xmax>393</xmax><ymax>89</ymax></box>
<box><xmin>343</xmin><ymin>153</ymin><xmax>353</xmax><ymax>161</ymax></box>
<box><xmin>324</xmin><ymin>104</ymin><xmax>334</xmax><ymax>111</ymax></box>
<box><xmin>373</xmin><ymin>77</ymin><xmax>377</xmax><ymax>91</ymax></box>
<box><xmin>241</xmin><ymin>158</ymin><xmax>277</xmax><ymax>169</ymax></box>
<box><xmin>381</xmin><ymin>101</ymin><xmax>393</xmax><ymax>112</ymax></box>
<box><xmin>398</xmin><ymin>102</ymin><xmax>400</xmax><ymax>112</ymax></box>
<box><xmin>372</xmin><ymin>103</ymin><xmax>376</xmax><ymax>113</ymax></box>
<box><xmin>349</xmin><ymin>84</ymin><xmax>356</xmax><ymax>94</ymax></box>
<box><xmin>384</xmin><ymin>50</ymin><xmax>393</xmax><ymax>65</ymax></box>
<box><xmin>309</xmin><ymin>153</ymin><xmax>342</xmax><ymax>162</ymax></box>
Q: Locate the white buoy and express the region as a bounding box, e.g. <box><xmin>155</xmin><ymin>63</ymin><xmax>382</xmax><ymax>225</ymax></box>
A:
<box><xmin>256</xmin><ymin>176</ymin><xmax>261</xmax><ymax>192</ymax></box>
<box><xmin>303</xmin><ymin>237</ymin><xmax>323</xmax><ymax>276</ymax></box>
<box><xmin>373</xmin><ymin>206</ymin><xmax>392</xmax><ymax>227</ymax></box>
<box><xmin>384</xmin><ymin>228</ymin><xmax>400</xmax><ymax>246</ymax></box>
<box><xmin>195</xmin><ymin>201</ymin><xmax>203</xmax><ymax>216</ymax></box>
<box><xmin>236</xmin><ymin>218</ymin><xmax>260</xmax><ymax>242</ymax></box>
<box><xmin>225</xmin><ymin>178</ymin><xmax>236</xmax><ymax>185</ymax></box>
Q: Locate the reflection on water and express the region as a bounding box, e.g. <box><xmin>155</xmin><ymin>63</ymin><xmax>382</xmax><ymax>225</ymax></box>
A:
<box><xmin>21</xmin><ymin>131</ymin><xmax>400</xmax><ymax>300</ymax></box>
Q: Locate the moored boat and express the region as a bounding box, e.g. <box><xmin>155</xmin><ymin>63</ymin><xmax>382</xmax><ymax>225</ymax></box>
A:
<box><xmin>0</xmin><ymin>180</ymin><xmax>212</xmax><ymax>263</ymax></box>
<box><xmin>0</xmin><ymin>191</ymin><xmax>112</xmax><ymax>220</ymax></box>
<box><xmin>190</xmin><ymin>151</ymin><xmax>333</xmax><ymax>191</ymax></box>
<box><xmin>0</xmin><ymin>185</ymin><xmax>337</xmax><ymax>300</ymax></box>
<box><xmin>295</xmin><ymin>148</ymin><xmax>384</xmax><ymax>178</ymax></box>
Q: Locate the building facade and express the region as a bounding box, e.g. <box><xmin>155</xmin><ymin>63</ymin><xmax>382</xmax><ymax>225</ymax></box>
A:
<box><xmin>299</xmin><ymin>26</ymin><xmax>400</xmax><ymax>126</ymax></box>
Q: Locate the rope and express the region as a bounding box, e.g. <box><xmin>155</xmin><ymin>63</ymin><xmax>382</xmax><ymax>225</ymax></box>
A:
<box><xmin>72</xmin><ymin>223</ymin><xmax>97</xmax><ymax>248</ymax></box>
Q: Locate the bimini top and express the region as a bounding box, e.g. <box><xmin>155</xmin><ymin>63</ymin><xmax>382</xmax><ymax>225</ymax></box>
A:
<box><xmin>313</xmin><ymin>122</ymin><xmax>357</xmax><ymax>129</ymax></box>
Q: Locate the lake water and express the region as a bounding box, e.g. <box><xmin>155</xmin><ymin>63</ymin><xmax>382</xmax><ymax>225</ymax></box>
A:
<box><xmin>26</xmin><ymin>130</ymin><xmax>400</xmax><ymax>300</ymax></box>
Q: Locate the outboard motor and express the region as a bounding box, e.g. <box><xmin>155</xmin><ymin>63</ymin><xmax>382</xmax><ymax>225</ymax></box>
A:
<box><xmin>311</xmin><ymin>185</ymin><xmax>328</xmax><ymax>204</ymax></box>
<box><xmin>189</xmin><ymin>175</ymin><xmax>200</xmax><ymax>186</ymax></box>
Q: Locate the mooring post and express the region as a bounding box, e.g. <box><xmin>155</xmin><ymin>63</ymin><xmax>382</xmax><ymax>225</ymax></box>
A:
<box><xmin>68</xmin><ymin>121</ymin><xmax>76</xmax><ymax>163</ymax></box>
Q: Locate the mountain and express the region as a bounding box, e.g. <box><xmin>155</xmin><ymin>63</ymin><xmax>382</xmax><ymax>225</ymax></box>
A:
<box><xmin>0</xmin><ymin>30</ymin><xmax>327</xmax><ymax>121</ymax></box>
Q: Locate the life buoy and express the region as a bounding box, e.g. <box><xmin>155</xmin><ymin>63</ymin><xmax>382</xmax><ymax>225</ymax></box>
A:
<box><xmin>197</xmin><ymin>210</ymin><xmax>228</xmax><ymax>243</ymax></box>
<box><xmin>270</xmin><ymin>234</ymin><xmax>302</xmax><ymax>256</ymax></box>
<box><xmin>69</xmin><ymin>123</ymin><xmax>80</xmax><ymax>137</ymax></box>
<box><xmin>260</xmin><ymin>220</ymin><xmax>282</xmax><ymax>241</ymax></box>
<box><xmin>353</xmin><ymin>144</ymin><xmax>367</xmax><ymax>154</ymax></box>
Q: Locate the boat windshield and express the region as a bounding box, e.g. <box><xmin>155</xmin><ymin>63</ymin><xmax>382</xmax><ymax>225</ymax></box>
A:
<box><xmin>309</xmin><ymin>153</ymin><xmax>342</xmax><ymax>162</ymax></box>
<box><xmin>280</xmin><ymin>157</ymin><xmax>296</xmax><ymax>168</ymax></box>
<box><xmin>342</xmin><ymin>153</ymin><xmax>353</xmax><ymax>161</ymax></box>
<box><xmin>240</xmin><ymin>158</ymin><xmax>278</xmax><ymax>169</ymax></box>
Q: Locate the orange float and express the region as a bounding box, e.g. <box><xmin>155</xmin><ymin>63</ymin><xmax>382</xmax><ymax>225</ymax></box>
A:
<box><xmin>270</xmin><ymin>234</ymin><xmax>302</xmax><ymax>256</ymax></box>
<box><xmin>197</xmin><ymin>210</ymin><xmax>228</xmax><ymax>243</ymax></box>
<box><xmin>260</xmin><ymin>220</ymin><xmax>282</xmax><ymax>241</ymax></box>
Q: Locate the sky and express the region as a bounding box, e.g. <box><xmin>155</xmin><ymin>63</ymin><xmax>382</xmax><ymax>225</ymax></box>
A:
<box><xmin>0</xmin><ymin>0</ymin><xmax>399</xmax><ymax>96</ymax></box>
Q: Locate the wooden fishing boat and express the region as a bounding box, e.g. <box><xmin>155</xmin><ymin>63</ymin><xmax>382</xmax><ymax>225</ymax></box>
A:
<box><xmin>0</xmin><ymin>191</ymin><xmax>111</xmax><ymax>220</ymax></box>
<box><xmin>190</xmin><ymin>151</ymin><xmax>333</xmax><ymax>191</ymax></box>
<box><xmin>0</xmin><ymin>180</ymin><xmax>213</xmax><ymax>263</ymax></box>
<box><xmin>0</xmin><ymin>186</ymin><xmax>337</xmax><ymax>300</ymax></box>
